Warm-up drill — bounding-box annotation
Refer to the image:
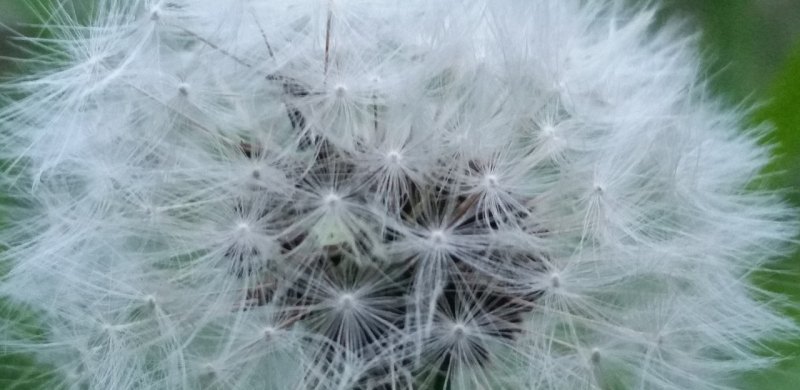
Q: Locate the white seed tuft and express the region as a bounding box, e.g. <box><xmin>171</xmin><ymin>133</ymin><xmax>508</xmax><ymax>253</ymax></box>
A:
<box><xmin>0</xmin><ymin>0</ymin><xmax>795</xmax><ymax>389</ymax></box>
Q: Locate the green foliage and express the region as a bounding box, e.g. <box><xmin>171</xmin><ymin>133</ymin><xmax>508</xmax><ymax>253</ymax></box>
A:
<box><xmin>760</xmin><ymin>46</ymin><xmax>800</xmax><ymax>204</ymax></box>
<box><xmin>0</xmin><ymin>299</ymin><xmax>58</xmax><ymax>389</ymax></box>
<box><xmin>742</xmin><ymin>42</ymin><xmax>800</xmax><ymax>390</ymax></box>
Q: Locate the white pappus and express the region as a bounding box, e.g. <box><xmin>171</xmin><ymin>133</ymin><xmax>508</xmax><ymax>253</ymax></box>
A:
<box><xmin>0</xmin><ymin>0</ymin><xmax>796</xmax><ymax>389</ymax></box>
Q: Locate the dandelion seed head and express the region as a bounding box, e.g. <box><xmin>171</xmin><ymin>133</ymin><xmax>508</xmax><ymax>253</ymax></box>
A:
<box><xmin>0</xmin><ymin>0</ymin><xmax>796</xmax><ymax>389</ymax></box>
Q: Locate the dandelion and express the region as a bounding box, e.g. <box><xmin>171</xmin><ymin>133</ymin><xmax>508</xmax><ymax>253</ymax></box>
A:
<box><xmin>0</xmin><ymin>0</ymin><xmax>796</xmax><ymax>389</ymax></box>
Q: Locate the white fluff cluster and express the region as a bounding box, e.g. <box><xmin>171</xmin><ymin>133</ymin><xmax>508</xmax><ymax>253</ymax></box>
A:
<box><xmin>0</xmin><ymin>1</ymin><xmax>795</xmax><ymax>389</ymax></box>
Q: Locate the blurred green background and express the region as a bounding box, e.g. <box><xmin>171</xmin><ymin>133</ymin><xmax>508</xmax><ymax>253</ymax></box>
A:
<box><xmin>1</xmin><ymin>0</ymin><xmax>800</xmax><ymax>389</ymax></box>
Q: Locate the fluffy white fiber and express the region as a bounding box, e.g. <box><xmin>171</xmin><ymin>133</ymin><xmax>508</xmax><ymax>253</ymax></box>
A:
<box><xmin>0</xmin><ymin>0</ymin><xmax>796</xmax><ymax>389</ymax></box>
